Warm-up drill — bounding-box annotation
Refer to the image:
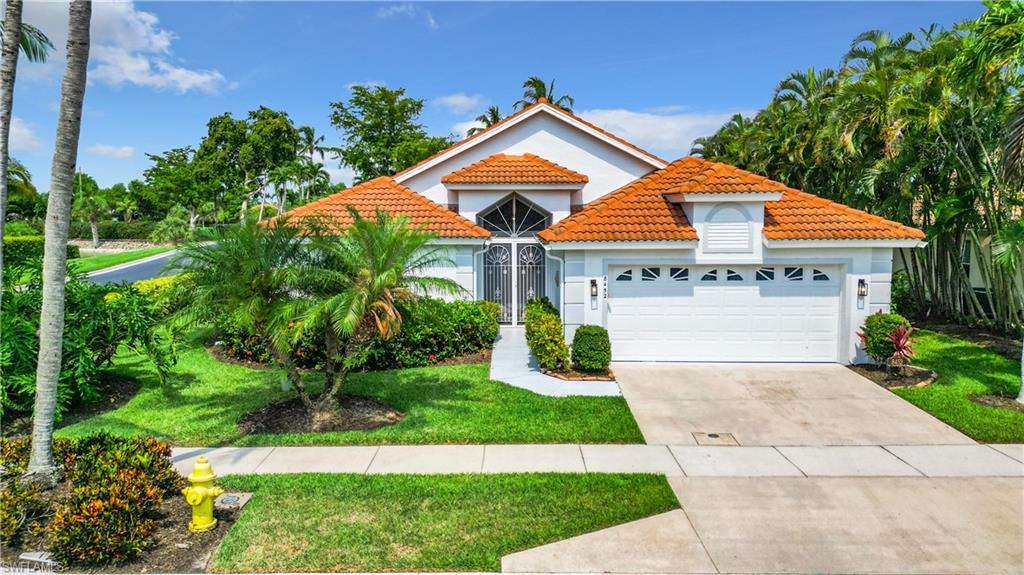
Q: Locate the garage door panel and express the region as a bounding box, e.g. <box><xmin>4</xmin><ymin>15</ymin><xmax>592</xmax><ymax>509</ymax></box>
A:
<box><xmin>608</xmin><ymin>264</ymin><xmax>840</xmax><ymax>362</ymax></box>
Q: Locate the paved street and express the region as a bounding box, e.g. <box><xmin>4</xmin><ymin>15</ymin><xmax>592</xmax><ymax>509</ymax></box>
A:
<box><xmin>83</xmin><ymin>251</ymin><xmax>177</xmax><ymax>284</ymax></box>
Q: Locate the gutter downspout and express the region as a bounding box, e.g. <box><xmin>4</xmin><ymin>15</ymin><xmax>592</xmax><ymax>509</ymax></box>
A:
<box><xmin>471</xmin><ymin>239</ymin><xmax>492</xmax><ymax>300</ymax></box>
<box><xmin>541</xmin><ymin>242</ymin><xmax>566</xmax><ymax>329</ymax></box>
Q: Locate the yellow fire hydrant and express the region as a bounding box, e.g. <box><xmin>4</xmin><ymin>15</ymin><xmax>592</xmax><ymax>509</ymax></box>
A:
<box><xmin>182</xmin><ymin>456</ymin><xmax>224</xmax><ymax>533</ymax></box>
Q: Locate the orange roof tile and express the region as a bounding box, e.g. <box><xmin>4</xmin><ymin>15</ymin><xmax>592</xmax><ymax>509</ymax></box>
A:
<box><xmin>538</xmin><ymin>157</ymin><xmax>924</xmax><ymax>242</ymax></box>
<box><xmin>393</xmin><ymin>99</ymin><xmax>665</xmax><ymax>181</ymax></box>
<box><xmin>283</xmin><ymin>176</ymin><xmax>490</xmax><ymax>239</ymax></box>
<box><xmin>537</xmin><ymin>159</ymin><xmax>699</xmax><ymax>243</ymax></box>
<box><xmin>441</xmin><ymin>153</ymin><xmax>589</xmax><ymax>185</ymax></box>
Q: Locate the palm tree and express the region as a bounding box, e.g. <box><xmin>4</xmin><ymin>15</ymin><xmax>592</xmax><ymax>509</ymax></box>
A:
<box><xmin>268</xmin><ymin>162</ymin><xmax>299</xmax><ymax>213</ymax></box>
<box><xmin>169</xmin><ymin>219</ymin><xmax>315</xmax><ymax>406</ymax></box>
<box><xmin>467</xmin><ymin>106</ymin><xmax>503</xmax><ymax>136</ymax></box>
<box><xmin>26</xmin><ymin>0</ymin><xmax>91</xmax><ymax>483</ymax></box>
<box><xmin>992</xmin><ymin>219</ymin><xmax>1024</xmax><ymax>403</ymax></box>
<box><xmin>114</xmin><ymin>195</ymin><xmax>137</xmax><ymax>223</ymax></box>
<box><xmin>298</xmin><ymin>125</ymin><xmax>326</xmax><ymax>163</ymax></box>
<box><xmin>297</xmin><ymin>208</ymin><xmax>463</xmax><ymax>417</ymax></box>
<box><xmin>71</xmin><ymin>172</ymin><xmax>108</xmax><ymax>247</ymax></box>
<box><xmin>0</xmin><ymin>0</ymin><xmax>53</xmax><ymax>309</ymax></box>
<box><xmin>513</xmin><ymin>76</ymin><xmax>575</xmax><ymax>112</ymax></box>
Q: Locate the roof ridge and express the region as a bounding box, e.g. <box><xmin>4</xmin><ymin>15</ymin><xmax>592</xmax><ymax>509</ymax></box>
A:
<box><xmin>441</xmin><ymin>151</ymin><xmax>589</xmax><ymax>184</ymax></box>
<box><xmin>393</xmin><ymin>100</ymin><xmax>665</xmax><ymax>181</ymax></box>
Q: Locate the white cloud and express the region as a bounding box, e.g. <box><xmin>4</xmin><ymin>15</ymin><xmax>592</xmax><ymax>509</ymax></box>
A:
<box><xmin>325</xmin><ymin>165</ymin><xmax>357</xmax><ymax>186</ymax></box>
<box><xmin>89</xmin><ymin>143</ymin><xmax>136</xmax><ymax>159</ymax></box>
<box><xmin>433</xmin><ymin>93</ymin><xmax>487</xmax><ymax>115</ymax></box>
<box><xmin>23</xmin><ymin>1</ymin><xmax>230</xmax><ymax>94</ymax></box>
<box><xmin>452</xmin><ymin>119</ymin><xmax>484</xmax><ymax>138</ymax></box>
<box><xmin>577</xmin><ymin>108</ymin><xmax>753</xmax><ymax>157</ymax></box>
<box><xmin>375</xmin><ymin>3</ymin><xmax>438</xmax><ymax>30</ymax></box>
<box><xmin>10</xmin><ymin>117</ymin><xmax>41</xmax><ymax>152</ymax></box>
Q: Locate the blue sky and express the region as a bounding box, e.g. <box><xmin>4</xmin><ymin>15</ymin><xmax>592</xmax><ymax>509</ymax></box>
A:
<box><xmin>13</xmin><ymin>1</ymin><xmax>984</xmax><ymax>190</ymax></box>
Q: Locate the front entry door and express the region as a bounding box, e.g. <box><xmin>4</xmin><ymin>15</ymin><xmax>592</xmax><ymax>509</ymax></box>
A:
<box><xmin>483</xmin><ymin>242</ymin><xmax>545</xmax><ymax>325</ymax></box>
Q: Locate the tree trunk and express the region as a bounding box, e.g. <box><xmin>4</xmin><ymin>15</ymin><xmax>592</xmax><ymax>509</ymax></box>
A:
<box><xmin>323</xmin><ymin>326</ymin><xmax>340</xmax><ymax>391</ymax></box>
<box><xmin>89</xmin><ymin>213</ymin><xmax>98</xmax><ymax>247</ymax></box>
<box><xmin>26</xmin><ymin>0</ymin><xmax>91</xmax><ymax>483</ymax></box>
<box><xmin>0</xmin><ymin>0</ymin><xmax>24</xmax><ymax>313</ymax></box>
<box><xmin>1018</xmin><ymin>333</ymin><xmax>1024</xmax><ymax>404</ymax></box>
<box><xmin>188</xmin><ymin>205</ymin><xmax>197</xmax><ymax>229</ymax></box>
<box><xmin>255</xmin><ymin>322</ymin><xmax>313</xmax><ymax>410</ymax></box>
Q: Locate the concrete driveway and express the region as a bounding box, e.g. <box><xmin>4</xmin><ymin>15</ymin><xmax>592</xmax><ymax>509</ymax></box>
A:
<box><xmin>614</xmin><ymin>362</ymin><xmax>973</xmax><ymax>446</ymax></box>
<box><xmin>504</xmin><ymin>476</ymin><xmax>1024</xmax><ymax>574</ymax></box>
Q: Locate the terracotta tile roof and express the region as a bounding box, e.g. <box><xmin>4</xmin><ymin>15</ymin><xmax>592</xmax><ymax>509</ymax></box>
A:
<box><xmin>673</xmin><ymin>158</ymin><xmax>792</xmax><ymax>193</ymax></box>
<box><xmin>764</xmin><ymin>188</ymin><xmax>925</xmax><ymax>241</ymax></box>
<box><xmin>537</xmin><ymin>159</ymin><xmax>699</xmax><ymax>243</ymax></box>
<box><xmin>393</xmin><ymin>98</ymin><xmax>665</xmax><ymax>181</ymax></box>
<box><xmin>283</xmin><ymin>176</ymin><xmax>490</xmax><ymax>239</ymax></box>
<box><xmin>441</xmin><ymin>153</ymin><xmax>589</xmax><ymax>185</ymax></box>
<box><xmin>538</xmin><ymin>156</ymin><xmax>924</xmax><ymax>242</ymax></box>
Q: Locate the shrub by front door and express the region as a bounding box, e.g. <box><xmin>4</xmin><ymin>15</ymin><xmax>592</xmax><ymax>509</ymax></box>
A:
<box><xmin>483</xmin><ymin>242</ymin><xmax>545</xmax><ymax>325</ymax></box>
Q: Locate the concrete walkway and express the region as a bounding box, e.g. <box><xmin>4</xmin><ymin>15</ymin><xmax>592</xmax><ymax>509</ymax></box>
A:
<box><xmin>489</xmin><ymin>327</ymin><xmax>620</xmax><ymax>397</ymax></box>
<box><xmin>172</xmin><ymin>443</ymin><xmax>1024</xmax><ymax>477</ymax></box>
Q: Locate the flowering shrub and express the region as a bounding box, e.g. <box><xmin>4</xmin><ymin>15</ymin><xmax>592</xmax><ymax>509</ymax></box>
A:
<box><xmin>857</xmin><ymin>311</ymin><xmax>911</xmax><ymax>365</ymax></box>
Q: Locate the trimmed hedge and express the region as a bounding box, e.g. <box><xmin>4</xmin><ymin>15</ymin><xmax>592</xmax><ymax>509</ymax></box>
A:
<box><xmin>571</xmin><ymin>325</ymin><xmax>611</xmax><ymax>373</ymax></box>
<box><xmin>69</xmin><ymin>221</ymin><xmax>156</xmax><ymax>240</ymax></box>
<box><xmin>524</xmin><ymin>297</ymin><xmax>568</xmax><ymax>370</ymax></box>
<box><xmin>3</xmin><ymin>235</ymin><xmax>79</xmax><ymax>268</ymax></box>
<box><xmin>858</xmin><ymin>311</ymin><xmax>911</xmax><ymax>364</ymax></box>
<box><xmin>217</xmin><ymin>297</ymin><xmax>501</xmax><ymax>371</ymax></box>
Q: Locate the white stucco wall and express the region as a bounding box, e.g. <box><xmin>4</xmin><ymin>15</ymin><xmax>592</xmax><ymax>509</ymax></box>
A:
<box><xmin>400</xmin><ymin>113</ymin><xmax>656</xmax><ymax>207</ymax></box>
<box><xmin>419</xmin><ymin>243</ymin><xmax>478</xmax><ymax>301</ymax></box>
<box><xmin>456</xmin><ymin>189</ymin><xmax>572</xmax><ymax>226</ymax></box>
<box><xmin>553</xmin><ymin>244</ymin><xmax>896</xmax><ymax>364</ymax></box>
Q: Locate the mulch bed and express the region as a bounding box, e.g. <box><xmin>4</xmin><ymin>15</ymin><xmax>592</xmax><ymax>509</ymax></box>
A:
<box><xmin>542</xmin><ymin>368</ymin><xmax>616</xmax><ymax>381</ymax></box>
<box><xmin>238</xmin><ymin>395</ymin><xmax>405</xmax><ymax>435</ymax></box>
<box><xmin>848</xmin><ymin>364</ymin><xmax>938</xmax><ymax>389</ymax></box>
<box><xmin>432</xmin><ymin>347</ymin><xmax>492</xmax><ymax>367</ymax></box>
<box><xmin>207</xmin><ymin>343</ymin><xmax>274</xmax><ymax>370</ymax></box>
<box><xmin>912</xmin><ymin>320</ymin><xmax>1021</xmax><ymax>361</ymax></box>
<box><xmin>4</xmin><ymin>494</ymin><xmax>237</xmax><ymax>574</ymax></box>
<box><xmin>2</xmin><ymin>374</ymin><xmax>142</xmax><ymax>438</ymax></box>
<box><xmin>970</xmin><ymin>394</ymin><xmax>1024</xmax><ymax>414</ymax></box>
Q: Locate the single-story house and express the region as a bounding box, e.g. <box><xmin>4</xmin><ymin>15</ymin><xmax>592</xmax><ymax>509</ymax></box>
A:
<box><xmin>287</xmin><ymin>98</ymin><xmax>925</xmax><ymax>364</ymax></box>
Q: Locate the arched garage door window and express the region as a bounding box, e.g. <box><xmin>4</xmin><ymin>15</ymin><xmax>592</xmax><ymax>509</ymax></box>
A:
<box><xmin>477</xmin><ymin>194</ymin><xmax>551</xmax><ymax>238</ymax></box>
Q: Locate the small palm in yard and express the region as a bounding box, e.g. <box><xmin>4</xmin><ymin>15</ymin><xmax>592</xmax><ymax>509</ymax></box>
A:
<box><xmin>168</xmin><ymin>219</ymin><xmax>316</xmax><ymax>407</ymax></box>
<box><xmin>297</xmin><ymin>208</ymin><xmax>464</xmax><ymax>424</ymax></box>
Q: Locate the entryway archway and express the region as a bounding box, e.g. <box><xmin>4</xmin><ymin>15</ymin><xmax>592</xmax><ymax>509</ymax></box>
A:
<box><xmin>478</xmin><ymin>194</ymin><xmax>550</xmax><ymax>324</ymax></box>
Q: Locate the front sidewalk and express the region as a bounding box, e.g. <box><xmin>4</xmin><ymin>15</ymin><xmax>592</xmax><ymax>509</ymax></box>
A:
<box><xmin>172</xmin><ymin>443</ymin><xmax>1024</xmax><ymax>477</ymax></box>
<box><xmin>489</xmin><ymin>327</ymin><xmax>620</xmax><ymax>397</ymax></box>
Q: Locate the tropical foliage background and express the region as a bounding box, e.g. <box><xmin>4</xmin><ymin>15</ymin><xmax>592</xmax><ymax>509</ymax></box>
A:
<box><xmin>692</xmin><ymin>1</ymin><xmax>1024</xmax><ymax>334</ymax></box>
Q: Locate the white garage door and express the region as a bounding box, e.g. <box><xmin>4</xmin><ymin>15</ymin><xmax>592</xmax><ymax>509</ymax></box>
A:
<box><xmin>607</xmin><ymin>264</ymin><xmax>841</xmax><ymax>362</ymax></box>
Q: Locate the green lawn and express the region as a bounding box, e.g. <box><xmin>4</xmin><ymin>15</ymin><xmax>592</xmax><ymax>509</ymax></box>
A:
<box><xmin>70</xmin><ymin>245</ymin><xmax>176</xmax><ymax>274</ymax></box>
<box><xmin>894</xmin><ymin>329</ymin><xmax>1024</xmax><ymax>443</ymax></box>
<box><xmin>213</xmin><ymin>473</ymin><xmax>677</xmax><ymax>572</ymax></box>
<box><xmin>58</xmin><ymin>338</ymin><xmax>643</xmax><ymax>446</ymax></box>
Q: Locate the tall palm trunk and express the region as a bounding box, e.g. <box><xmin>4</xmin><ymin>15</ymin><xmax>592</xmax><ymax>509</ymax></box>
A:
<box><xmin>0</xmin><ymin>0</ymin><xmax>24</xmax><ymax>312</ymax></box>
<box><xmin>26</xmin><ymin>0</ymin><xmax>91</xmax><ymax>481</ymax></box>
<box><xmin>89</xmin><ymin>212</ymin><xmax>98</xmax><ymax>247</ymax></box>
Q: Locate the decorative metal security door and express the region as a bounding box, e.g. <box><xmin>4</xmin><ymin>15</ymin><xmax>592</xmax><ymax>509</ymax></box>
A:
<box><xmin>483</xmin><ymin>244</ymin><xmax>513</xmax><ymax>324</ymax></box>
<box><xmin>516</xmin><ymin>244</ymin><xmax>546</xmax><ymax>323</ymax></box>
<box><xmin>482</xmin><ymin>242</ymin><xmax>546</xmax><ymax>325</ymax></box>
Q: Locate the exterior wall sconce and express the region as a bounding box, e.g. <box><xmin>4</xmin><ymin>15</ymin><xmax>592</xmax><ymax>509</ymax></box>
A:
<box><xmin>857</xmin><ymin>279</ymin><xmax>868</xmax><ymax>297</ymax></box>
<box><xmin>590</xmin><ymin>279</ymin><xmax>599</xmax><ymax>297</ymax></box>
